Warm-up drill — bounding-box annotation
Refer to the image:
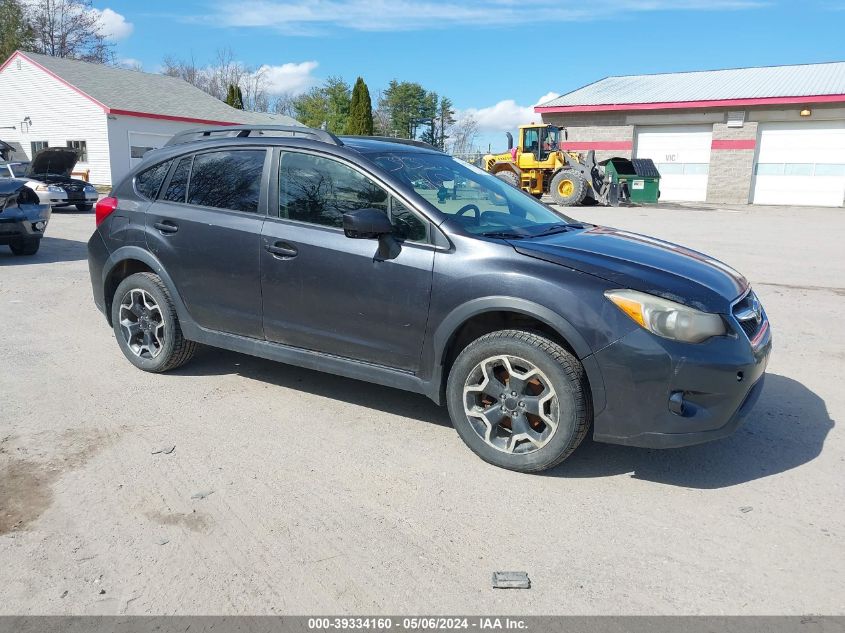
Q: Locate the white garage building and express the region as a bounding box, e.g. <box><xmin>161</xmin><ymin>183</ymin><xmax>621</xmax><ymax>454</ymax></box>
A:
<box><xmin>536</xmin><ymin>62</ymin><xmax>845</xmax><ymax>206</ymax></box>
<box><xmin>0</xmin><ymin>51</ymin><xmax>298</xmax><ymax>187</ymax></box>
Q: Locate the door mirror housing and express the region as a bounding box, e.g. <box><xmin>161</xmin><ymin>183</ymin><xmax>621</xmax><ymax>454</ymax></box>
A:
<box><xmin>343</xmin><ymin>208</ymin><xmax>393</xmax><ymax>239</ymax></box>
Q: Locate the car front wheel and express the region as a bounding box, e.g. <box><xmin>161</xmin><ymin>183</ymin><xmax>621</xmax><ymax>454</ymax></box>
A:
<box><xmin>111</xmin><ymin>272</ymin><xmax>197</xmax><ymax>372</ymax></box>
<box><xmin>446</xmin><ymin>330</ymin><xmax>591</xmax><ymax>472</ymax></box>
<box><xmin>9</xmin><ymin>239</ymin><xmax>40</xmax><ymax>256</ymax></box>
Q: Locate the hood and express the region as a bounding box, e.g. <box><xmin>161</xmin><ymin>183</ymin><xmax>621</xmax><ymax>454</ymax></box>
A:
<box><xmin>27</xmin><ymin>147</ymin><xmax>79</xmax><ymax>178</ymax></box>
<box><xmin>512</xmin><ymin>225</ymin><xmax>748</xmax><ymax>313</ymax></box>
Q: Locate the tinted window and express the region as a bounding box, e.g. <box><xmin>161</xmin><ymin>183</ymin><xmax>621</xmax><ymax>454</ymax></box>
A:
<box><xmin>135</xmin><ymin>160</ymin><xmax>172</xmax><ymax>200</ymax></box>
<box><xmin>279</xmin><ymin>152</ymin><xmax>388</xmax><ymax>228</ymax></box>
<box><xmin>187</xmin><ymin>150</ymin><xmax>265</xmax><ymax>213</ymax></box>
<box><xmin>163</xmin><ymin>156</ymin><xmax>192</xmax><ymax>203</ymax></box>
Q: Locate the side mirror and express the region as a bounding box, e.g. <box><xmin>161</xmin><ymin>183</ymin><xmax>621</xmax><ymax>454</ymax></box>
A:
<box><xmin>343</xmin><ymin>208</ymin><xmax>392</xmax><ymax>239</ymax></box>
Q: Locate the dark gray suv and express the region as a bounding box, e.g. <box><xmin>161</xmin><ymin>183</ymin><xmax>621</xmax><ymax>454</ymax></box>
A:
<box><xmin>87</xmin><ymin>125</ymin><xmax>771</xmax><ymax>472</ymax></box>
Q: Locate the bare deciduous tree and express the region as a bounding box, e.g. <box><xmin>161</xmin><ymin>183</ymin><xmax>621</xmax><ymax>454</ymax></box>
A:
<box><xmin>449</xmin><ymin>114</ymin><xmax>479</xmax><ymax>156</ymax></box>
<box><xmin>161</xmin><ymin>48</ymin><xmax>271</xmax><ymax>112</ymax></box>
<box><xmin>27</xmin><ymin>0</ymin><xmax>112</xmax><ymax>63</ymax></box>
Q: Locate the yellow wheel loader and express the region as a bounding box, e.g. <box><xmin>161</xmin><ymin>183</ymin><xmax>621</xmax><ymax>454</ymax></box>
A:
<box><xmin>482</xmin><ymin>124</ymin><xmax>628</xmax><ymax>206</ymax></box>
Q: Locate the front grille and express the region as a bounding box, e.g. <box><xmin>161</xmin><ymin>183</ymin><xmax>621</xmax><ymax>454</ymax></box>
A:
<box><xmin>62</xmin><ymin>183</ymin><xmax>84</xmax><ymax>192</ymax></box>
<box><xmin>732</xmin><ymin>291</ymin><xmax>765</xmax><ymax>340</ymax></box>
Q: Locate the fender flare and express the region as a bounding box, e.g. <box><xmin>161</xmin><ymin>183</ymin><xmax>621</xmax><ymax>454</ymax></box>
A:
<box><xmin>427</xmin><ymin>296</ymin><xmax>606</xmax><ymax>411</ymax></box>
<box><xmin>100</xmin><ymin>246</ymin><xmax>193</xmax><ymax>328</ymax></box>
<box><xmin>490</xmin><ymin>161</ymin><xmax>522</xmax><ymax>176</ymax></box>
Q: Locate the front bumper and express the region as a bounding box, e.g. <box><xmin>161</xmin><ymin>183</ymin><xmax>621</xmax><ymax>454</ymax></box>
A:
<box><xmin>0</xmin><ymin>204</ymin><xmax>51</xmax><ymax>245</ymax></box>
<box><xmin>591</xmin><ymin>317</ymin><xmax>771</xmax><ymax>449</ymax></box>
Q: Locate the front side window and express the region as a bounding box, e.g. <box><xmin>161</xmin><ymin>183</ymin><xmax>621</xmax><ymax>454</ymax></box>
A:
<box><xmin>136</xmin><ymin>160</ymin><xmax>172</xmax><ymax>200</ymax></box>
<box><xmin>187</xmin><ymin>150</ymin><xmax>265</xmax><ymax>213</ymax></box>
<box><xmin>279</xmin><ymin>152</ymin><xmax>388</xmax><ymax>228</ymax></box>
<box><xmin>163</xmin><ymin>156</ymin><xmax>192</xmax><ymax>203</ymax></box>
<box><xmin>370</xmin><ymin>151</ymin><xmax>574</xmax><ymax>238</ymax></box>
<box><xmin>67</xmin><ymin>140</ymin><xmax>88</xmax><ymax>162</ymax></box>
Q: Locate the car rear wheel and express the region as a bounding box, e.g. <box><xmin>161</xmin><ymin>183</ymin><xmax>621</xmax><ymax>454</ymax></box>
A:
<box><xmin>9</xmin><ymin>239</ymin><xmax>40</xmax><ymax>256</ymax></box>
<box><xmin>446</xmin><ymin>330</ymin><xmax>591</xmax><ymax>472</ymax></box>
<box><xmin>111</xmin><ymin>272</ymin><xmax>197</xmax><ymax>372</ymax></box>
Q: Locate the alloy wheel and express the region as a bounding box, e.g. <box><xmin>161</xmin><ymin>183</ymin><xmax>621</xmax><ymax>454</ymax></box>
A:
<box><xmin>118</xmin><ymin>289</ymin><xmax>165</xmax><ymax>359</ymax></box>
<box><xmin>462</xmin><ymin>355</ymin><xmax>559</xmax><ymax>454</ymax></box>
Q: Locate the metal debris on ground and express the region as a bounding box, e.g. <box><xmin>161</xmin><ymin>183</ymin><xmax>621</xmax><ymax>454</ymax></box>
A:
<box><xmin>151</xmin><ymin>445</ymin><xmax>176</xmax><ymax>455</ymax></box>
<box><xmin>191</xmin><ymin>490</ymin><xmax>214</xmax><ymax>500</ymax></box>
<box><xmin>156</xmin><ymin>538</ymin><xmax>170</xmax><ymax>546</ymax></box>
<box><xmin>740</xmin><ymin>506</ymin><xmax>754</xmax><ymax>513</ymax></box>
<box><xmin>492</xmin><ymin>571</ymin><xmax>531</xmax><ymax>589</ymax></box>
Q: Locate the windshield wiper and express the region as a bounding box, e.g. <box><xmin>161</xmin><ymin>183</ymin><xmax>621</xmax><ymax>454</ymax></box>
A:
<box><xmin>480</xmin><ymin>230</ymin><xmax>528</xmax><ymax>239</ymax></box>
<box><xmin>530</xmin><ymin>223</ymin><xmax>587</xmax><ymax>238</ymax></box>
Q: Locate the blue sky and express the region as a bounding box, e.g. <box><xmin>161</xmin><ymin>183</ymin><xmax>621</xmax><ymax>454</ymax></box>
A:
<box><xmin>97</xmin><ymin>0</ymin><xmax>844</xmax><ymax>149</ymax></box>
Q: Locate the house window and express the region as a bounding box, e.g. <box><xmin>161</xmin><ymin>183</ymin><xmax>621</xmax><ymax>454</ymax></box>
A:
<box><xmin>31</xmin><ymin>141</ymin><xmax>48</xmax><ymax>154</ymax></box>
<box><xmin>66</xmin><ymin>140</ymin><xmax>88</xmax><ymax>162</ymax></box>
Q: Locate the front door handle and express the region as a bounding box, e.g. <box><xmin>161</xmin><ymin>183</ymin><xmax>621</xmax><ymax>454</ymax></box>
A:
<box><xmin>267</xmin><ymin>241</ymin><xmax>298</xmax><ymax>258</ymax></box>
<box><xmin>153</xmin><ymin>220</ymin><xmax>178</xmax><ymax>234</ymax></box>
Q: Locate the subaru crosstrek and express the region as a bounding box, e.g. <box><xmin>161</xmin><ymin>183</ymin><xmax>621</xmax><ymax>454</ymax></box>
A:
<box><xmin>87</xmin><ymin>125</ymin><xmax>771</xmax><ymax>472</ymax></box>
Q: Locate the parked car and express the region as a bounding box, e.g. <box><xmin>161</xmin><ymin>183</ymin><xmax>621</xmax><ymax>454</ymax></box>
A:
<box><xmin>87</xmin><ymin>125</ymin><xmax>771</xmax><ymax>473</ymax></box>
<box><xmin>0</xmin><ymin>178</ymin><xmax>51</xmax><ymax>255</ymax></box>
<box><xmin>0</xmin><ymin>147</ymin><xmax>98</xmax><ymax>211</ymax></box>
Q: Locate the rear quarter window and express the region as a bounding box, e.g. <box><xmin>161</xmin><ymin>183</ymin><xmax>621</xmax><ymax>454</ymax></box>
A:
<box><xmin>135</xmin><ymin>160</ymin><xmax>172</xmax><ymax>200</ymax></box>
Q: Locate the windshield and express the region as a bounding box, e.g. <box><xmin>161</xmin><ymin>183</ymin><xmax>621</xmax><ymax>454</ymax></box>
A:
<box><xmin>10</xmin><ymin>163</ymin><xmax>28</xmax><ymax>177</ymax></box>
<box><xmin>369</xmin><ymin>151</ymin><xmax>576</xmax><ymax>237</ymax></box>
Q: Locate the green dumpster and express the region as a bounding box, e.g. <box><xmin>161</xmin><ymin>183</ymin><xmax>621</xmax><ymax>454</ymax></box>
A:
<box><xmin>602</xmin><ymin>158</ymin><xmax>661</xmax><ymax>204</ymax></box>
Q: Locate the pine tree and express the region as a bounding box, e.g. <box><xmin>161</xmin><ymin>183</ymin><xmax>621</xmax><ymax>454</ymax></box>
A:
<box><xmin>225</xmin><ymin>83</ymin><xmax>244</xmax><ymax>110</ymax></box>
<box><xmin>345</xmin><ymin>77</ymin><xmax>374</xmax><ymax>136</ymax></box>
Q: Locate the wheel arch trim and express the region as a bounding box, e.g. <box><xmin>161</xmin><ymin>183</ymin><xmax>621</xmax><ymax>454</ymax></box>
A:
<box><xmin>428</xmin><ymin>296</ymin><xmax>606</xmax><ymax>411</ymax></box>
<box><xmin>101</xmin><ymin>246</ymin><xmax>194</xmax><ymax>329</ymax></box>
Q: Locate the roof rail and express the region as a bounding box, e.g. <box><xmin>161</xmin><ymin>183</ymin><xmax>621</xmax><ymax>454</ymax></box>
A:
<box><xmin>164</xmin><ymin>125</ymin><xmax>344</xmax><ymax>148</ymax></box>
<box><xmin>342</xmin><ymin>135</ymin><xmax>442</xmax><ymax>151</ymax></box>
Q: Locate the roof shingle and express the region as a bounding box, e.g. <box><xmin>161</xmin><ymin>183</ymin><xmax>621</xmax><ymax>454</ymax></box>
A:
<box><xmin>18</xmin><ymin>51</ymin><xmax>299</xmax><ymax>126</ymax></box>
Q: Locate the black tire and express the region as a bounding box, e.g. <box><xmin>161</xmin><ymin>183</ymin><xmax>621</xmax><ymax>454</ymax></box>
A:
<box><xmin>76</xmin><ymin>203</ymin><xmax>93</xmax><ymax>212</ymax></box>
<box><xmin>446</xmin><ymin>330</ymin><xmax>591</xmax><ymax>473</ymax></box>
<box><xmin>9</xmin><ymin>239</ymin><xmax>40</xmax><ymax>256</ymax></box>
<box><xmin>550</xmin><ymin>170</ymin><xmax>587</xmax><ymax>206</ymax></box>
<box><xmin>111</xmin><ymin>272</ymin><xmax>197</xmax><ymax>373</ymax></box>
<box><xmin>495</xmin><ymin>170</ymin><xmax>520</xmax><ymax>189</ymax></box>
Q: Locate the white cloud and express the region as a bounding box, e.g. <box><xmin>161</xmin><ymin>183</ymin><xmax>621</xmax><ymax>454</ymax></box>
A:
<box><xmin>257</xmin><ymin>60</ymin><xmax>319</xmax><ymax>96</ymax></box>
<box><xmin>205</xmin><ymin>0</ymin><xmax>764</xmax><ymax>33</ymax></box>
<box><xmin>459</xmin><ymin>92</ymin><xmax>562</xmax><ymax>133</ymax></box>
<box><xmin>117</xmin><ymin>57</ymin><xmax>143</xmax><ymax>69</ymax></box>
<box><xmin>93</xmin><ymin>7</ymin><xmax>134</xmax><ymax>41</ymax></box>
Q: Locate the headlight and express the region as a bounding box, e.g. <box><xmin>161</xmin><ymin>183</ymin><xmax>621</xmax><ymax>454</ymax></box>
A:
<box><xmin>605</xmin><ymin>289</ymin><xmax>726</xmax><ymax>343</ymax></box>
<box><xmin>36</xmin><ymin>184</ymin><xmax>65</xmax><ymax>193</ymax></box>
<box><xmin>84</xmin><ymin>184</ymin><xmax>97</xmax><ymax>193</ymax></box>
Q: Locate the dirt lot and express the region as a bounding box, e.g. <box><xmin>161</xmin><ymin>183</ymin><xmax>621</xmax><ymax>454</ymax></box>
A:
<box><xmin>0</xmin><ymin>203</ymin><xmax>842</xmax><ymax>615</ymax></box>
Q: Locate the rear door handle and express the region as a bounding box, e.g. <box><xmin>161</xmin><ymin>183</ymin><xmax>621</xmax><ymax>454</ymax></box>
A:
<box><xmin>153</xmin><ymin>220</ymin><xmax>178</xmax><ymax>234</ymax></box>
<box><xmin>267</xmin><ymin>242</ymin><xmax>298</xmax><ymax>258</ymax></box>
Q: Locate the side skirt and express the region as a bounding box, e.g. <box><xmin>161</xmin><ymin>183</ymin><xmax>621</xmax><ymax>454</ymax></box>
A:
<box><xmin>181</xmin><ymin>321</ymin><xmax>439</xmax><ymax>402</ymax></box>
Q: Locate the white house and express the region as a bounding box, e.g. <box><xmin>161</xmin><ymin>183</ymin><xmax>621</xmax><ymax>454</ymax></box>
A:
<box><xmin>0</xmin><ymin>51</ymin><xmax>299</xmax><ymax>187</ymax></box>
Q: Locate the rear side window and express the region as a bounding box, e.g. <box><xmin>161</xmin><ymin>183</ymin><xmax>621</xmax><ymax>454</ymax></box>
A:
<box><xmin>187</xmin><ymin>150</ymin><xmax>265</xmax><ymax>213</ymax></box>
<box><xmin>135</xmin><ymin>160</ymin><xmax>172</xmax><ymax>200</ymax></box>
<box><xmin>163</xmin><ymin>156</ymin><xmax>192</xmax><ymax>203</ymax></box>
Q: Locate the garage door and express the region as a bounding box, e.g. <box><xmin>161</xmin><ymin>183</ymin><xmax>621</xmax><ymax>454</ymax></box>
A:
<box><xmin>635</xmin><ymin>125</ymin><xmax>712</xmax><ymax>202</ymax></box>
<box><xmin>128</xmin><ymin>132</ymin><xmax>171</xmax><ymax>169</ymax></box>
<box><xmin>752</xmin><ymin>121</ymin><xmax>845</xmax><ymax>207</ymax></box>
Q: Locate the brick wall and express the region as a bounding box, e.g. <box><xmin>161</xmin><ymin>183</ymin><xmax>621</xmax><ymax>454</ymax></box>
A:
<box><xmin>706</xmin><ymin>122</ymin><xmax>758</xmax><ymax>204</ymax></box>
<box><xmin>542</xmin><ymin>113</ymin><xmax>634</xmax><ymax>160</ymax></box>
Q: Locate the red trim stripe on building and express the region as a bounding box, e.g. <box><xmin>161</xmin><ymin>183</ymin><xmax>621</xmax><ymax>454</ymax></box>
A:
<box><xmin>560</xmin><ymin>141</ymin><xmax>633</xmax><ymax>151</ymax></box>
<box><xmin>711</xmin><ymin>139</ymin><xmax>757</xmax><ymax>150</ymax></box>
<box><xmin>535</xmin><ymin>93</ymin><xmax>845</xmax><ymax>114</ymax></box>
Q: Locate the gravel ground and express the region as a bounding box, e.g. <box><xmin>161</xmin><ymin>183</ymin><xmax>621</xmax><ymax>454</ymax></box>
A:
<box><xmin>0</xmin><ymin>203</ymin><xmax>842</xmax><ymax>615</ymax></box>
